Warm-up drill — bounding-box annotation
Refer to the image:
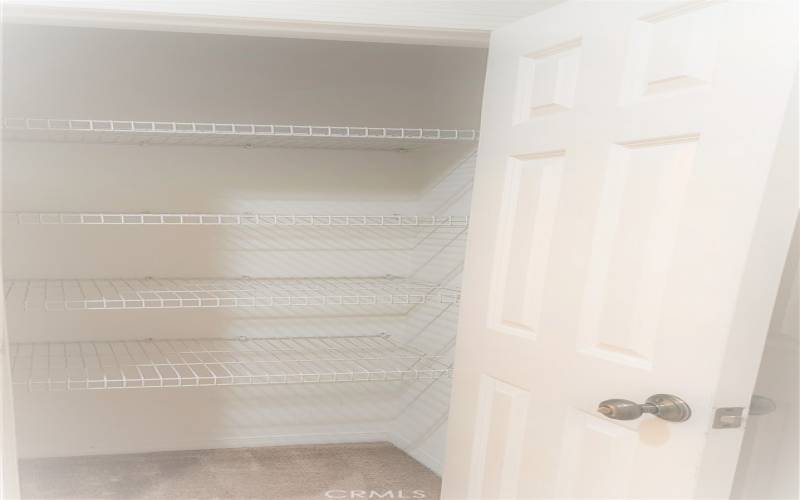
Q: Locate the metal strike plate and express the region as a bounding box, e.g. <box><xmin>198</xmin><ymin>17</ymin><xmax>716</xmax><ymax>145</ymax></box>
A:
<box><xmin>713</xmin><ymin>407</ymin><xmax>744</xmax><ymax>429</ymax></box>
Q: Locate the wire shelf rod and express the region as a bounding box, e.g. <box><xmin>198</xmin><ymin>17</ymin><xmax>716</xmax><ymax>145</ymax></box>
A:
<box><xmin>8</xmin><ymin>212</ymin><xmax>469</xmax><ymax>227</ymax></box>
<box><xmin>10</xmin><ymin>334</ymin><xmax>451</xmax><ymax>391</ymax></box>
<box><xmin>4</xmin><ymin>277</ymin><xmax>461</xmax><ymax>311</ymax></box>
<box><xmin>3</xmin><ymin>118</ymin><xmax>479</xmax><ymax>151</ymax></box>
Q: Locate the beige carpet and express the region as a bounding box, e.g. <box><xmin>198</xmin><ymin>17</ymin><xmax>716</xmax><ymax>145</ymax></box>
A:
<box><xmin>19</xmin><ymin>442</ymin><xmax>442</xmax><ymax>500</ymax></box>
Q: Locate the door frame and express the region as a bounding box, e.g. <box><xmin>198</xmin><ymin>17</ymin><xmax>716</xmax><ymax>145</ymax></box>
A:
<box><xmin>0</xmin><ymin>18</ymin><xmax>22</xmax><ymax>498</ymax></box>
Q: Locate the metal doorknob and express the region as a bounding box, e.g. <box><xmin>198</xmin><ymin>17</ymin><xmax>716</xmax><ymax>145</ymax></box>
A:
<box><xmin>597</xmin><ymin>394</ymin><xmax>691</xmax><ymax>422</ymax></box>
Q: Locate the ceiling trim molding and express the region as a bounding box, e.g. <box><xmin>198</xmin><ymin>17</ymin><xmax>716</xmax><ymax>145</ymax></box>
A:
<box><xmin>1</xmin><ymin>4</ymin><xmax>491</xmax><ymax>47</ymax></box>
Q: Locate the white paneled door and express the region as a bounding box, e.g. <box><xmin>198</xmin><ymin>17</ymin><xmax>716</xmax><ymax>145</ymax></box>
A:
<box><xmin>443</xmin><ymin>1</ymin><xmax>797</xmax><ymax>499</ymax></box>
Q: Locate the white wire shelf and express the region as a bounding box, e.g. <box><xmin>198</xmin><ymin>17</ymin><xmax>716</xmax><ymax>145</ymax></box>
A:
<box><xmin>10</xmin><ymin>212</ymin><xmax>469</xmax><ymax>227</ymax></box>
<box><xmin>3</xmin><ymin>118</ymin><xmax>478</xmax><ymax>151</ymax></box>
<box><xmin>4</xmin><ymin>277</ymin><xmax>460</xmax><ymax>312</ymax></box>
<box><xmin>10</xmin><ymin>334</ymin><xmax>451</xmax><ymax>391</ymax></box>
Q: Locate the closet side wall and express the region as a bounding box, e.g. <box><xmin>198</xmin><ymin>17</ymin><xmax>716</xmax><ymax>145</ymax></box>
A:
<box><xmin>392</xmin><ymin>153</ymin><xmax>476</xmax><ymax>474</ymax></box>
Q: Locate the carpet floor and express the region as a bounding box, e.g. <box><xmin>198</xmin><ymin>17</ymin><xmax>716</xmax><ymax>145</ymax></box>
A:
<box><xmin>19</xmin><ymin>442</ymin><xmax>442</xmax><ymax>500</ymax></box>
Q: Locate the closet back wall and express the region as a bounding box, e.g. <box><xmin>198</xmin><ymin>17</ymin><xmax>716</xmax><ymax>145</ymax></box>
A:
<box><xmin>4</xmin><ymin>25</ymin><xmax>485</xmax><ymax>127</ymax></box>
<box><xmin>2</xmin><ymin>25</ymin><xmax>486</xmax><ymax>458</ymax></box>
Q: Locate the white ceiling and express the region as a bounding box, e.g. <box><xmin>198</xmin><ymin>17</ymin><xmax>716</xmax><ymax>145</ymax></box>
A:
<box><xmin>2</xmin><ymin>0</ymin><xmax>561</xmax><ymax>47</ymax></box>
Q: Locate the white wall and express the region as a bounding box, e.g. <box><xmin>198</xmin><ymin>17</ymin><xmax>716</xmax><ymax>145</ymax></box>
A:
<box><xmin>2</xmin><ymin>25</ymin><xmax>484</xmax><ymax>458</ymax></box>
<box><xmin>3</xmin><ymin>24</ymin><xmax>486</xmax><ymax>130</ymax></box>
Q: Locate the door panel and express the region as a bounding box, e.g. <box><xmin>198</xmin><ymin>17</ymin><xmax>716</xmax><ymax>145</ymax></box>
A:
<box><xmin>468</xmin><ymin>376</ymin><xmax>530</xmax><ymax>498</ymax></box>
<box><xmin>554</xmin><ymin>410</ymin><xmax>639</xmax><ymax>498</ymax></box>
<box><xmin>577</xmin><ymin>135</ymin><xmax>697</xmax><ymax>369</ymax></box>
<box><xmin>443</xmin><ymin>1</ymin><xmax>797</xmax><ymax>498</ymax></box>
<box><xmin>489</xmin><ymin>151</ymin><xmax>565</xmax><ymax>339</ymax></box>
<box><xmin>514</xmin><ymin>39</ymin><xmax>582</xmax><ymax>122</ymax></box>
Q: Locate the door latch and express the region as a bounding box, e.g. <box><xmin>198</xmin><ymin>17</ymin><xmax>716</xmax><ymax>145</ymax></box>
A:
<box><xmin>713</xmin><ymin>407</ymin><xmax>744</xmax><ymax>429</ymax></box>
